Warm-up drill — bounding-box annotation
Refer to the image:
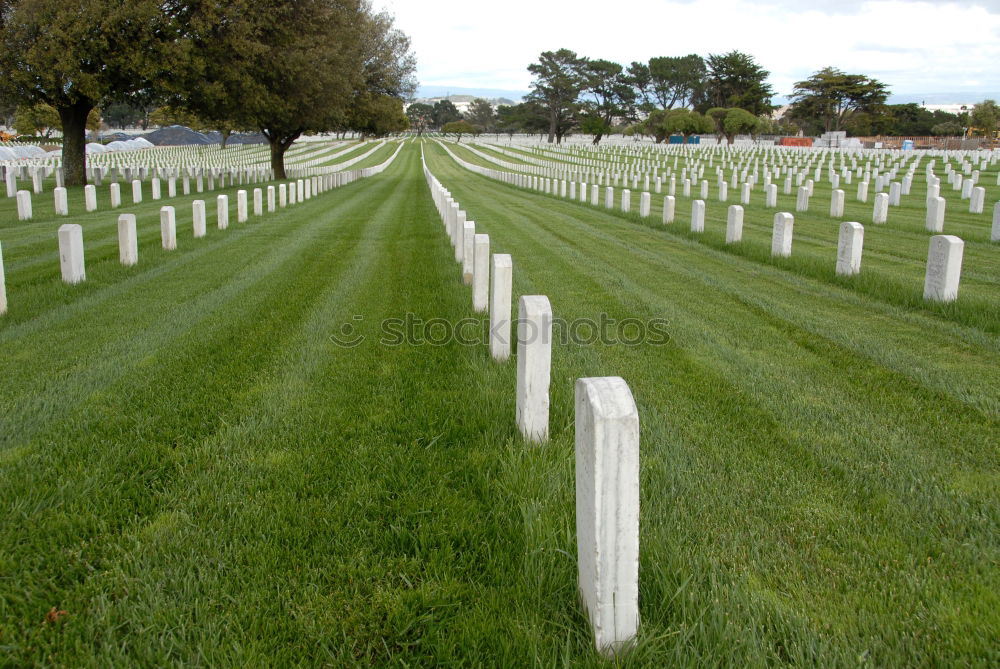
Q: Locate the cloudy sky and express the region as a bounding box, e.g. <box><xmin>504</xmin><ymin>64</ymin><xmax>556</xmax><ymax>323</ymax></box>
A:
<box><xmin>382</xmin><ymin>0</ymin><xmax>1000</xmax><ymax>101</ymax></box>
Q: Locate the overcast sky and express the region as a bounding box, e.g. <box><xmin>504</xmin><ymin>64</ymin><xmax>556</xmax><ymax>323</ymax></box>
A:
<box><xmin>382</xmin><ymin>0</ymin><xmax>1000</xmax><ymax>100</ymax></box>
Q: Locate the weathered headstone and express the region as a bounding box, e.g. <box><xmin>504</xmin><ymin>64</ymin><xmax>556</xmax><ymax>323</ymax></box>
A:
<box><xmin>237</xmin><ymin>190</ymin><xmax>248</xmax><ymax>223</ymax></box>
<box><xmin>873</xmin><ymin>193</ymin><xmax>889</xmax><ymax>224</ymax></box>
<box><xmin>0</xmin><ymin>241</ymin><xmax>7</xmax><ymax>314</ymax></box>
<box><xmin>516</xmin><ymin>295</ymin><xmax>552</xmax><ymax>443</ymax></box>
<box><xmin>54</xmin><ymin>187</ymin><xmax>69</xmax><ymax>216</ymax></box>
<box><xmin>690</xmin><ymin>199</ymin><xmax>705</xmax><ymax>233</ymax></box>
<box><xmin>836</xmin><ymin>222</ymin><xmax>864</xmax><ymax>276</ymax></box>
<box><xmin>772</xmin><ymin>212</ymin><xmax>794</xmax><ymax>257</ymax></box>
<box><xmin>969</xmin><ymin>187</ymin><xmax>985</xmax><ymax>214</ymax></box>
<box><xmin>118</xmin><ymin>214</ymin><xmax>138</xmax><ymax>266</ymax></box>
<box><xmin>923</xmin><ymin>235</ymin><xmax>964</xmax><ymax>302</ymax></box>
<box><xmin>217</xmin><ymin>195</ymin><xmax>229</xmax><ymax>230</ymax></box>
<box><xmin>472</xmin><ymin>234</ymin><xmax>490</xmax><ymax>312</ymax></box>
<box><xmin>575</xmin><ymin>376</ymin><xmax>640</xmax><ymax>657</ymax></box>
<box><xmin>926</xmin><ymin>197</ymin><xmax>945</xmax><ymax>232</ymax></box>
<box><xmin>462</xmin><ymin>221</ymin><xmax>475</xmax><ymax>284</ymax></box>
<box><xmin>16</xmin><ymin>190</ymin><xmax>32</xmax><ymax>220</ymax></box>
<box><xmin>193</xmin><ymin>200</ymin><xmax>207</xmax><ymax>238</ymax></box>
<box><xmin>490</xmin><ymin>254</ymin><xmax>513</xmax><ymax>361</ymax></box>
<box><xmin>160</xmin><ymin>206</ymin><xmax>177</xmax><ymax>250</ymax></box>
<box><xmin>795</xmin><ymin>186</ymin><xmax>809</xmax><ymax>212</ymax></box>
<box><xmin>58</xmin><ymin>224</ymin><xmax>85</xmax><ymax>284</ymax></box>
<box><xmin>766</xmin><ymin>183</ymin><xmax>777</xmax><ymax>207</ymax></box>
<box><xmin>857</xmin><ymin>181</ymin><xmax>869</xmax><ymax>203</ymax></box>
<box><xmin>726</xmin><ymin>205</ymin><xmax>743</xmax><ymax>243</ymax></box>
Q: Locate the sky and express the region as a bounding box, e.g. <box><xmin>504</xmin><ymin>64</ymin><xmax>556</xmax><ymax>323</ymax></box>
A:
<box><xmin>381</xmin><ymin>0</ymin><xmax>1000</xmax><ymax>102</ymax></box>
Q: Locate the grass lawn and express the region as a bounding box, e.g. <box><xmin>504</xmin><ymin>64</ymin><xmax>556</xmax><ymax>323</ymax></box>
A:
<box><xmin>0</xmin><ymin>141</ymin><xmax>996</xmax><ymax>666</ymax></box>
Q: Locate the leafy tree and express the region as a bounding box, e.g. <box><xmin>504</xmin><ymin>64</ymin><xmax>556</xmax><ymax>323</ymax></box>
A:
<box><xmin>969</xmin><ymin>99</ymin><xmax>998</xmax><ymax>137</ymax></box>
<box><xmin>169</xmin><ymin>0</ymin><xmax>415</xmax><ymax>176</ymax></box>
<box><xmin>706</xmin><ymin>107</ymin><xmax>728</xmax><ymax>144</ymax></box>
<box><xmin>649</xmin><ymin>108</ymin><xmax>712</xmax><ymax>144</ymax></box>
<box><xmin>464</xmin><ymin>98</ymin><xmax>495</xmax><ymax>133</ymax></box>
<box><xmin>526</xmin><ymin>48</ymin><xmax>587</xmax><ymax>143</ymax></box>
<box><xmin>701</xmin><ymin>51</ymin><xmax>774</xmax><ymax>117</ymax></box>
<box><xmin>441</xmin><ymin>120</ymin><xmax>476</xmax><ymax>142</ymax></box>
<box><xmin>790</xmin><ymin>67</ymin><xmax>889</xmax><ymax>133</ymax></box>
<box><xmin>722</xmin><ymin>108</ymin><xmax>759</xmax><ymax>143</ymax></box>
<box><xmin>932</xmin><ymin>121</ymin><xmax>964</xmax><ymax>136</ymax></box>
<box><xmin>495</xmin><ymin>102</ymin><xmax>546</xmax><ymax>138</ymax></box>
<box><xmin>103</xmin><ymin>103</ymin><xmax>145</xmax><ymax>130</ymax></box>
<box><xmin>149</xmin><ymin>105</ymin><xmax>212</xmax><ymax>131</ymax></box>
<box><xmin>580</xmin><ymin>59</ymin><xmax>635</xmax><ymax>144</ymax></box>
<box><xmin>405</xmin><ymin>102</ymin><xmax>434</xmax><ymax>135</ymax></box>
<box><xmin>630</xmin><ymin>55</ymin><xmax>705</xmax><ymax>112</ymax></box>
<box><xmin>432</xmin><ymin>100</ymin><xmax>462</xmax><ymax>128</ymax></box>
<box><xmin>349</xmin><ymin>94</ymin><xmax>408</xmax><ymax>137</ymax></box>
<box><xmin>0</xmin><ymin>0</ymin><xmax>175</xmax><ymax>185</ymax></box>
<box><xmin>14</xmin><ymin>103</ymin><xmax>60</xmax><ymax>138</ymax></box>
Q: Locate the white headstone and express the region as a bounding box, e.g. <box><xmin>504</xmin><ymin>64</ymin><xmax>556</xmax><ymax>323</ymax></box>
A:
<box><xmin>621</xmin><ymin>189</ymin><xmax>631</xmax><ymax>213</ymax></box>
<box><xmin>830</xmin><ymin>189</ymin><xmax>845</xmax><ymax>218</ymax></box>
<box><xmin>740</xmin><ymin>182</ymin><xmax>751</xmax><ymax>205</ymax></box>
<box><xmin>923</xmin><ymin>235</ymin><xmax>964</xmax><ymax>302</ymax></box>
<box><xmin>217</xmin><ymin>195</ymin><xmax>229</xmax><ymax>230</ymax></box>
<box><xmin>58</xmin><ymin>224</ymin><xmax>85</xmax><ymax>284</ymax></box>
<box><xmin>857</xmin><ymin>181</ymin><xmax>868</xmax><ymax>203</ymax></box>
<box><xmin>889</xmin><ymin>182</ymin><xmax>901</xmax><ymax>206</ymax></box>
<box><xmin>132</xmin><ymin>180</ymin><xmax>143</xmax><ymax>204</ymax></box>
<box><xmin>969</xmin><ymin>187</ymin><xmax>985</xmax><ymax>214</ymax></box>
<box><xmin>605</xmin><ymin>186</ymin><xmax>614</xmax><ymax>209</ymax></box>
<box><xmin>110</xmin><ymin>183</ymin><xmax>121</xmax><ymax>208</ymax></box>
<box><xmin>472</xmin><ymin>234</ymin><xmax>490</xmax><ymax>312</ymax></box>
<box><xmin>772</xmin><ymin>212</ymin><xmax>794</xmax><ymax>257</ymax></box>
<box><xmin>0</xmin><ymin>241</ymin><xmax>6</xmax><ymax>315</ymax></box>
<box><xmin>118</xmin><ymin>214</ymin><xmax>138</xmax><ymax>266</ymax></box>
<box><xmin>151</xmin><ymin>178</ymin><xmax>161</xmax><ymax>200</ymax></box>
<box><xmin>192</xmin><ymin>200</ymin><xmax>206</xmax><ymax>238</ymax></box>
<box><xmin>795</xmin><ymin>186</ymin><xmax>809</xmax><ymax>212</ymax></box>
<box><xmin>54</xmin><ymin>187</ymin><xmax>68</xmax><ymax>216</ymax></box>
<box><xmin>690</xmin><ymin>199</ymin><xmax>705</xmax><ymax>233</ymax></box>
<box><xmin>926</xmin><ymin>197</ymin><xmax>945</xmax><ymax>233</ymax></box>
<box><xmin>490</xmin><ymin>254</ymin><xmax>513</xmax><ymax>361</ymax></box>
<box><xmin>993</xmin><ymin>202</ymin><xmax>1000</xmax><ymax>242</ymax></box>
<box><xmin>84</xmin><ymin>185</ymin><xmax>97</xmax><ymax>212</ymax></box>
<box><xmin>462</xmin><ymin>221</ymin><xmax>475</xmax><ymax>284</ymax></box>
<box><xmin>575</xmin><ymin>376</ymin><xmax>640</xmax><ymax>657</ymax></box>
<box><xmin>16</xmin><ymin>190</ymin><xmax>32</xmax><ymax>220</ymax></box>
<box><xmin>160</xmin><ymin>206</ymin><xmax>177</xmax><ymax>250</ymax></box>
<box><xmin>766</xmin><ymin>183</ymin><xmax>777</xmax><ymax>207</ymax></box>
<box><xmin>639</xmin><ymin>191</ymin><xmax>650</xmax><ymax>217</ymax></box>
<box><xmin>267</xmin><ymin>186</ymin><xmax>276</xmax><ymax>213</ymax></box>
<box><xmin>836</xmin><ymin>222</ymin><xmax>864</xmax><ymax>276</ymax></box>
<box><xmin>237</xmin><ymin>190</ymin><xmax>248</xmax><ymax>223</ymax></box>
<box><xmin>662</xmin><ymin>196</ymin><xmax>675</xmax><ymax>224</ymax></box>
<box><xmin>726</xmin><ymin>205</ymin><xmax>743</xmax><ymax>243</ymax></box>
<box><xmin>516</xmin><ymin>295</ymin><xmax>552</xmax><ymax>443</ymax></box>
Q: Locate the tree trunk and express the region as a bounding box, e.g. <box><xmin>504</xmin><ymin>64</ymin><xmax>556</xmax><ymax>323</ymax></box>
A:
<box><xmin>58</xmin><ymin>100</ymin><xmax>93</xmax><ymax>187</ymax></box>
<box><xmin>220</xmin><ymin>128</ymin><xmax>231</xmax><ymax>149</ymax></box>
<box><xmin>547</xmin><ymin>111</ymin><xmax>557</xmax><ymax>143</ymax></box>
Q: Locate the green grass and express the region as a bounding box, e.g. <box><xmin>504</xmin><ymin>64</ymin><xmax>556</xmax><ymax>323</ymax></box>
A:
<box><xmin>0</xmin><ymin>142</ymin><xmax>997</xmax><ymax>666</ymax></box>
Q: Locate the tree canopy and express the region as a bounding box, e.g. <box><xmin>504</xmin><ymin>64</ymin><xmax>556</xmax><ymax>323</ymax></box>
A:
<box><xmin>527</xmin><ymin>48</ymin><xmax>587</xmax><ymax>144</ymax></box>
<box><xmin>790</xmin><ymin>67</ymin><xmax>889</xmax><ymax>133</ymax></box>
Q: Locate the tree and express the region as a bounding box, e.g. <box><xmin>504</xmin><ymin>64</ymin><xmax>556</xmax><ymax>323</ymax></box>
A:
<box><xmin>630</xmin><ymin>55</ymin><xmax>705</xmax><ymax>112</ymax></box>
<box><xmin>441</xmin><ymin>120</ymin><xmax>476</xmax><ymax>142</ymax></box>
<box><xmin>169</xmin><ymin>0</ymin><xmax>415</xmax><ymax>176</ymax></box>
<box><xmin>722</xmin><ymin>108</ymin><xmax>759</xmax><ymax>143</ymax></box>
<box><xmin>526</xmin><ymin>48</ymin><xmax>587</xmax><ymax>143</ymax></box>
<box><xmin>702</xmin><ymin>51</ymin><xmax>774</xmax><ymax>117</ymax></box>
<box><xmin>650</xmin><ymin>108</ymin><xmax>713</xmax><ymax>144</ymax></box>
<box><xmin>969</xmin><ymin>100</ymin><xmax>998</xmax><ymax>137</ymax></box>
<box><xmin>464</xmin><ymin>98</ymin><xmax>495</xmax><ymax>133</ymax></box>
<box><xmin>103</xmin><ymin>103</ymin><xmax>144</xmax><ymax>130</ymax></box>
<box><xmin>790</xmin><ymin>67</ymin><xmax>889</xmax><ymax>133</ymax></box>
<box><xmin>580</xmin><ymin>59</ymin><xmax>635</xmax><ymax>144</ymax></box>
<box><xmin>0</xmin><ymin>0</ymin><xmax>174</xmax><ymax>185</ymax></box>
<box><xmin>932</xmin><ymin>121</ymin><xmax>964</xmax><ymax>136</ymax></box>
<box><xmin>432</xmin><ymin>100</ymin><xmax>462</xmax><ymax>129</ymax></box>
<box><xmin>405</xmin><ymin>102</ymin><xmax>434</xmax><ymax>135</ymax></box>
<box><xmin>348</xmin><ymin>94</ymin><xmax>408</xmax><ymax>137</ymax></box>
<box><xmin>14</xmin><ymin>103</ymin><xmax>60</xmax><ymax>138</ymax></box>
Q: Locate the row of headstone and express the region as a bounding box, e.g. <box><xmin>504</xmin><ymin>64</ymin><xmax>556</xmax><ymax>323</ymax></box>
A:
<box><xmin>4</xmin><ymin>146</ymin><xmax>409</xmax><ymax>310</ymax></box>
<box><xmin>422</xmin><ymin>145</ymin><xmax>640</xmax><ymax>656</ymax></box>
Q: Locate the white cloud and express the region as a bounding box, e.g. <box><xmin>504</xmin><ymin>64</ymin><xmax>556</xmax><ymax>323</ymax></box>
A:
<box><xmin>381</xmin><ymin>0</ymin><xmax>1000</xmax><ymax>97</ymax></box>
